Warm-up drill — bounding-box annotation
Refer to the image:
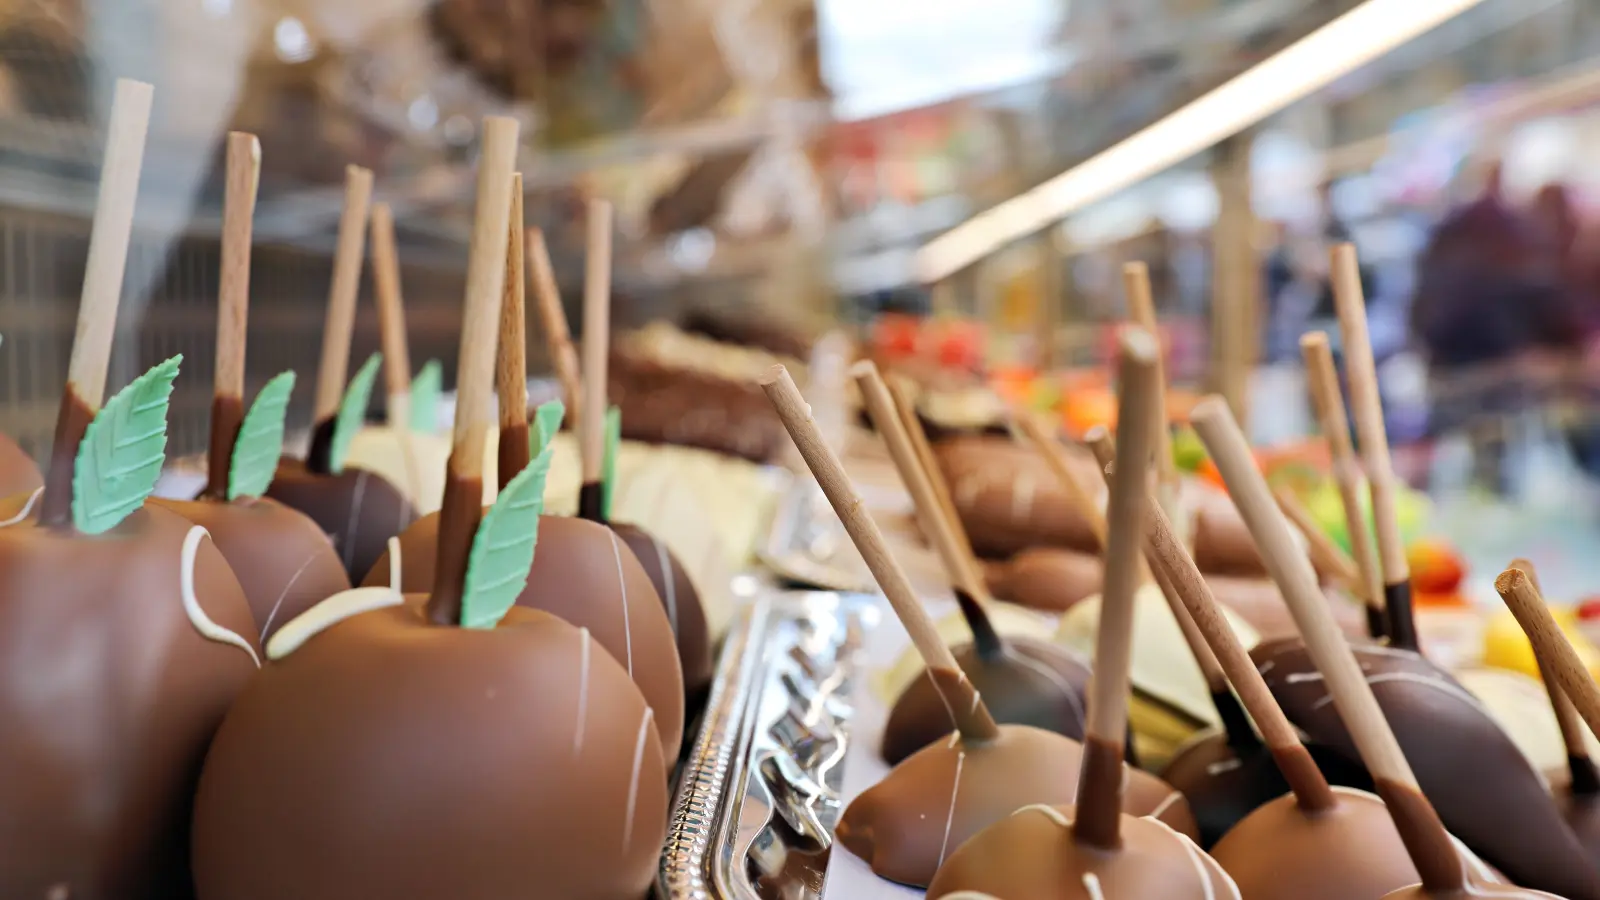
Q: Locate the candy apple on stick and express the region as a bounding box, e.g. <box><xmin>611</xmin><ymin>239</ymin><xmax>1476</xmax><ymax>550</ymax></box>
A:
<box><xmin>0</xmin><ymin>79</ymin><xmax>261</xmax><ymax>900</ymax></box>
<box><xmin>361</xmin><ymin>194</ymin><xmax>684</xmax><ymax>754</ymax></box>
<box><xmin>266</xmin><ymin>165</ymin><xmax>414</xmax><ymax>580</ymax></box>
<box><xmin>923</xmin><ymin>328</ymin><xmax>1224</xmax><ymax>899</ymax></box>
<box><xmin>192</xmin><ymin>117</ymin><xmax>668</xmax><ymax>900</ymax></box>
<box><xmin>1192</xmin><ymin>396</ymin><xmax>1554</xmax><ymax>900</ymax></box>
<box><xmin>765</xmin><ymin>330</ymin><xmax>1197</xmax><ymax>891</ymax></box>
<box><xmin>152</xmin><ymin>132</ymin><xmax>350</xmax><ymax>641</ymax></box>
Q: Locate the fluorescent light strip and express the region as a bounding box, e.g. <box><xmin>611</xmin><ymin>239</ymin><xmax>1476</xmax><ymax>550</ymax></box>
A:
<box><xmin>914</xmin><ymin>0</ymin><xmax>1490</xmax><ymax>283</ymax></box>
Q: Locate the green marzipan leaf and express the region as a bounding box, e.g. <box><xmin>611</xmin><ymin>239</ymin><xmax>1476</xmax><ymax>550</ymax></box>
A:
<box><xmin>460</xmin><ymin>444</ymin><xmax>554</xmax><ymax>629</ymax></box>
<box><xmin>532</xmin><ymin>399</ymin><xmax>564</xmax><ymax>458</ymax></box>
<box><xmin>409</xmin><ymin>359</ymin><xmax>442</xmax><ymax>434</ymax></box>
<box><xmin>73</xmin><ymin>355</ymin><xmax>182</xmax><ymax>535</ymax></box>
<box><xmin>601</xmin><ymin>405</ymin><xmax>620</xmax><ymax>522</ymax></box>
<box><xmin>228</xmin><ymin>370</ymin><xmax>297</xmax><ymax>501</ymax></box>
<box><xmin>329</xmin><ymin>352</ymin><xmax>382</xmax><ymax>474</ymax></box>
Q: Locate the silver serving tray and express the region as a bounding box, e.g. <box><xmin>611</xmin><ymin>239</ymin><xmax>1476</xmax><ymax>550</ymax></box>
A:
<box><xmin>660</xmin><ymin>590</ymin><xmax>880</xmax><ymax>900</ymax></box>
<box><xmin>757</xmin><ymin>482</ymin><xmax>874</xmax><ymax>594</ymax></box>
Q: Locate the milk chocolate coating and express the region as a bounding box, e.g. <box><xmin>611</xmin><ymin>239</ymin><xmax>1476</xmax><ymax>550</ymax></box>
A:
<box><xmin>0</xmin><ymin>502</ymin><xmax>260</xmax><ymax>899</ymax></box>
<box><xmin>881</xmin><ymin>637</ymin><xmax>1091</xmax><ymax>765</ymax></box>
<box><xmin>1211</xmin><ymin>789</ymin><xmax>1421</xmax><ymax>898</ymax></box>
<box><xmin>152</xmin><ymin>496</ymin><xmax>351</xmax><ymax>640</ymax></box>
<box><xmin>1212</xmin><ymin>573</ymin><xmax>1367</xmax><ymax>641</ymax></box>
<box><xmin>192</xmin><ymin>601</ymin><xmax>667</xmax><ymax>900</ymax></box>
<box><xmin>926</xmin><ymin>804</ymin><xmax>1235</xmax><ymax>899</ymax></box>
<box><xmin>0</xmin><ymin>433</ymin><xmax>41</xmax><ymax>499</ymax></box>
<box><xmin>1253</xmin><ymin>638</ymin><xmax>1600</xmax><ymax>900</ymax></box>
<box><xmin>1383</xmin><ymin>886</ymin><xmax>1563</xmax><ymax>898</ymax></box>
<box><xmin>364</xmin><ymin>512</ymin><xmax>685</xmax><ymax>755</ymax></box>
<box><xmin>611</xmin><ymin>521</ymin><xmax>713</xmax><ymax>715</ymax></box>
<box><xmin>984</xmin><ymin>547</ymin><xmax>1102</xmax><ymax>613</ymax></box>
<box><xmin>837</xmin><ymin>725</ymin><xmax>1195</xmax><ymax>888</ymax></box>
<box><xmin>266</xmin><ymin>457</ymin><xmax>415</xmax><ymax>582</ymax></box>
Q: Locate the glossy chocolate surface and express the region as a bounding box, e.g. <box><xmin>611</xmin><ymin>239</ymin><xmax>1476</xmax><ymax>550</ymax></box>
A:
<box><xmin>612</xmin><ymin>521</ymin><xmax>713</xmax><ymax>715</ymax></box>
<box><xmin>0</xmin><ymin>434</ymin><xmax>41</xmax><ymax>500</ymax></box>
<box><xmin>837</xmin><ymin>724</ymin><xmax>1194</xmax><ymax>888</ymax></box>
<box><xmin>1211</xmin><ymin>789</ymin><xmax>1421</xmax><ymax>899</ymax></box>
<box><xmin>1253</xmin><ymin>638</ymin><xmax>1600</xmax><ymax>900</ymax></box>
<box><xmin>193</xmin><ymin>601</ymin><xmax>667</xmax><ymax>900</ymax></box>
<box><xmin>364</xmin><ymin>511</ymin><xmax>685</xmax><ymax>754</ymax></box>
<box><xmin>266</xmin><ymin>457</ymin><xmax>415</xmax><ymax>582</ymax></box>
<box><xmin>153</xmin><ymin>495</ymin><xmax>350</xmax><ymax>640</ymax></box>
<box><xmin>984</xmin><ymin>547</ymin><xmax>1101</xmax><ymax>613</ymax></box>
<box><xmin>926</xmin><ymin>803</ymin><xmax>1234</xmax><ymax>899</ymax></box>
<box><xmin>0</xmin><ymin>501</ymin><xmax>259</xmax><ymax>899</ymax></box>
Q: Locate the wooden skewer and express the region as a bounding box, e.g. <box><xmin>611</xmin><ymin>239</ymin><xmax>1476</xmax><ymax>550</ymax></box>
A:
<box><xmin>496</xmin><ymin>176</ymin><xmax>531</xmax><ymax>488</ymax></box>
<box><xmin>426</xmin><ymin>116</ymin><xmax>520</xmax><ymax>625</ymax></box>
<box><xmin>41</xmin><ymin>78</ymin><xmax>154</xmax><ymax>528</ymax></box>
<box><xmin>1503</xmin><ymin>559</ymin><xmax>1600</xmax><ymax>794</ymax></box>
<box><xmin>1012</xmin><ymin>411</ymin><xmax>1108</xmax><ymax>550</ymax></box>
<box><xmin>1273</xmin><ymin>484</ymin><xmax>1365</xmax><ymax>598</ymax></box>
<box><xmin>1122</xmin><ymin>263</ymin><xmax>1178</xmax><ymax>494</ymax></box>
<box><xmin>1331</xmin><ymin>244</ymin><xmax>1415</xmax><ymax>650</ymax></box>
<box><xmin>761</xmin><ymin>364</ymin><xmax>1000</xmax><ymax>744</ymax></box>
<box><xmin>312</xmin><ymin>165</ymin><xmax>375</xmax><ymax>426</ymax></box>
<box><xmin>369</xmin><ymin>200</ymin><xmax>424</xmax><ymax>502</ymax></box>
<box><xmin>204</xmin><ymin>132</ymin><xmax>261</xmax><ymax>498</ymax></box>
<box><xmin>1073</xmin><ymin>326</ymin><xmax>1160</xmax><ymax>851</ymax></box>
<box><xmin>1192</xmin><ymin>394</ymin><xmax>1464</xmax><ymax>893</ymax></box>
<box><xmin>527</xmin><ymin>227</ymin><xmax>583</xmax><ymax>427</ymax></box>
<box><xmin>579</xmin><ymin>200</ymin><xmax>613</xmax><ymax>500</ymax></box>
<box><xmin>1302</xmin><ymin>330</ymin><xmax>1386</xmax><ymax>637</ymax></box>
<box><xmin>887</xmin><ymin>373</ymin><xmax>976</xmax><ymax>563</ymax></box>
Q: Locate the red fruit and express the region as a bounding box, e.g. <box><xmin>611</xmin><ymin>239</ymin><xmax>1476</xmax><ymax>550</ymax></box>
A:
<box><xmin>1576</xmin><ymin>597</ymin><xmax>1600</xmax><ymax>621</ymax></box>
<box><xmin>1407</xmin><ymin>539</ymin><xmax>1465</xmax><ymax>594</ymax></box>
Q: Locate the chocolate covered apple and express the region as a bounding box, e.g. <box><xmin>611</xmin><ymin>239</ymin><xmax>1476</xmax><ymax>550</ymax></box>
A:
<box><xmin>0</xmin><ymin>432</ymin><xmax>40</xmax><ymax>499</ymax></box>
<box><xmin>265</xmin><ymin>165</ymin><xmax>414</xmax><ymax>580</ymax></box>
<box><xmin>362</xmin><ymin>196</ymin><xmax>684</xmax><ymax>755</ymax></box>
<box><xmin>152</xmin><ymin>132</ymin><xmax>349</xmax><ymax>641</ymax></box>
<box><xmin>193</xmin><ymin>124</ymin><xmax>668</xmax><ymax>900</ymax></box>
<box><xmin>0</xmin><ymin>80</ymin><xmax>262</xmax><ymax>900</ymax></box>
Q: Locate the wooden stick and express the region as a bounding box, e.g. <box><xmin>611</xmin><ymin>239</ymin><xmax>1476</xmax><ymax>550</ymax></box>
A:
<box><xmin>204</xmin><ymin>132</ymin><xmax>260</xmax><ymax>495</ymax></box>
<box><xmin>1073</xmin><ymin>326</ymin><xmax>1159</xmax><ymax>851</ymax></box>
<box><xmin>527</xmin><ymin>226</ymin><xmax>583</xmax><ymax>425</ymax></box>
<box><xmin>41</xmin><ymin>78</ymin><xmax>153</xmax><ymax>528</ymax></box>
<box><xmin>1012</xmin><ymin>411</ymin><xmax>1108</xmax><ymax>549</ymax></box>
<box><xmin>1122</xmin><ymin>262</ymin><xmax>1177</xmax><ymax>491</ymax></box>
<box><xmin>1302</xmin><ymin>331</ymin><xmax>1385</xmax><ymax>635</ymax></box>
<box><xmin>1192</xmin><ymin>395</ymin><xmax>1463</xmax><ymax>892</ymax></box>
<box><xmin>762</xmin><ymin>364</ymin><xmax>1000</xmax><ymax>743</ymax></box>
<box><xmin>1273</xmin><ymin>485</ymin><xmax>1365</xmax><ymax>597</ymax></box>
<box><xmin>1331</xmin><ymin>244</ymin><xmax>1415</xmax><ymax>649</ymax></box>
<box><xmin>579</xmin><ymin>200</ymin><xmax>613</xmax><ymax>489</ymax></box>
<box><xmin>370</xmin><ymin>201</ymin><xmax>414</xmax><ymax>421</ymax></box>
<box><xmin>1506</xmin><ymin>559</ymin><xmax>1599</xmax><ymax>793</ymax></box>
<box><xmin>312</xmin><ymin>165</ymin><xmax>375</xmax><ymax>425</ymax></box>
<box><xmin>887</xmin><ymin>373</ymin><xmax>975</xmax><ymax>562</ymax></box>
<box><xmin>497</xmin><ymin>178</ymin><xmax>529</xmax><ymax>440</ymax></box>
<box><xmin>426</xmin><ymin>116</ymin><xmax>520</xmax><ymax>626</ymax></box>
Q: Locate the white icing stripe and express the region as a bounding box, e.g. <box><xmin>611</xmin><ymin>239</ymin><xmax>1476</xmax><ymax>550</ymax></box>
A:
<box><xmin>0</xmin><ymin>487</ymin><xmax>42</xmax><ymax>528</ymax></box>
<box><xmin>1206</xmin><ymin>758</ymin><xmax>1243</xmax><ymax>776</ymax></box>
<box><xmin>267</xmin><ymin>538</ymin><xmax>404</xmax><ymax>662</ymax></box>
<box><xmin>622</xmin><ymin>708</ymin><xmax>654</xmax><ymax>852</ymax></box>
<box><xmin>388</xmin><ymin>536</ymin><xmax>401</xmax><ymax>589</ymax></box>
<box><xmin>1148</xmin><ymin>790</ymin><xmax>1182</xmax><ymax>821</ymax></box>
<box><xmin>341</xmin><ymin>470</ymin><xmax>370</xmax><ymax>572</ymax></box>
<box><xmin>1013</xmin><ymin>804</ymin><xmax>1073</xmax><ymax>827</ymax></box>
<box><xmin>260</xmin><ymin>547</ymin><xmax>322</xmax><ymax>639</ymax></box>
<box><xmin>1082</xmin><ymin>872</ymin><xmax>1107</xmax><ymax>900</ymax></box>
<box><xmin>1309</xmin><ymin>671</ymin><xmax>1495</xmax><ymax>719</ymax></box>
<box><xmin>936</xmin><ymin>751</ymin><xmax>966</xmax><ymax>870</ymax></box>
<box><xmin>940</xmin><ymin>894</ymin><xmax>1003</xmax><ymax>900</ymax></box>
<box><xmin>181</xmin><ymin>526</ymin><xmax>260</xmax><ymax>668</ymax></box>
<box><xmin>1147</xmin><ymin>815</ymin><xmax>1241</xmax><ymax>900</ymax></box>
<box><xmin>608</xmin><ymin>531</ymin><xmax>634</xmax><ymax>676</ymax></box>
<box><xmin>1257</xmin><ymin>660</ymin><xmax>1275</xmax><ymax>674</ymax></box>
<box><xmin>1285</xmin><ymin>672</ymin><xmax>1323</xmax><ymax>684</ymax></box>
<box><xmin>653</xmin><ymin>536</ymin><xmax>678</xmax><ymax>636</ymax></box>
<box><xmin>574</xmin><ymin>628</ymin><xmax>592</xmax><ymax>756</ymax></box>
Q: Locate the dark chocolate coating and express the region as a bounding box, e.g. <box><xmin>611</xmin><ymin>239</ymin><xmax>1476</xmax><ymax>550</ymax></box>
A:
<box><xmin>1211</xmin><ymin>789</ymin><xmax>1421</xmax><ymax>899</ymax></box>
<box><xmin>364</xmin><ymin>512</ymin><xmax>685</xmax><ymax>755</ymax></box>
<box><xmin>1559</xmin><ymin>780</ymin><xmax>1600</xmax><ymax>864</ymax></box>
<box><xmin>152</xmin><ymin>496</ymin><xmax>351</xmax><ymax>640</ymax></box>
<box><xmin>611</xmin><ymin>521</ymin><xmax>713</xmax><ymax>714</ymax></box>
<box><xmin>1161</xmin><ymin>731</ymin><xmax>1375</xmax><ymax>848</ymax></box>
<box><xmin>0</xmin><ymin>501</ymin><xmax>260</xmax><ymax>900</ymax></box>
<box><xmin>266</xmin><ymin>457</ymin><xmax>414</xmax><ymax>582</ymax></box>
<box><xmin>1252</xmin><ymin>638</ymin><xmax>1600</xmax><ymax>900</ymax></box>
<box><xmin>926</xmin><ymin>803</ymin><xmax>1235</xmax><ymax>899</ymax></box>
<box><xmin>881</xmin><ymin>637</ymin><xmax>1091</xmax><ymax>765</ymax></box>
<box><xmin>1385</xmin><ymin>579</ymin><xmax>1419</xmax><ymax>651</ymax></box>
<box><xmin>192</xmin><ymin>601</ymin><xmax>667</xmax><ymax>900</ymax></box>
<box><xmin>0</xmin><ymin>433</ymin><xmax>41</xmax><ymax>499</ymax></box>
<box><xmin>838</xmin><ymin>725</ymin><xmax>1195</xmax><ymax>888</ymax></box>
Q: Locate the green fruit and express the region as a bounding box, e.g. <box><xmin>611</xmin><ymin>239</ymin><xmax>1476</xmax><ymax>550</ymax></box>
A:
<box><xmin>1303</xmin><ymin>480</ymin><xmax>1430</xmax><ymax>554</ymax></box>
<box><xmin>1171</xmin><ymin>427</ymin><xmax>1208</xmax><ymax>472</ymax></box>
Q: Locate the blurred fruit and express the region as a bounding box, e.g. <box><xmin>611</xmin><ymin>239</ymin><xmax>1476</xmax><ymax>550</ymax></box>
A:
<box><xmin>933</xmin><ymin>320</ymin><xmax>985</xmax><ymax>370</ymax></box>
<box><xmin>1062</xmin><ymin>388</ymin><xmax>1117</xmax><ymax>436</ymax></box>
<box><xmin>1172</xmin><ymin>426</ymin><xmax>1207</xmax><ymax>472</ymax></box>
<box><xmin>1484</xmin><ymin>606</ymin><xmax>1600</xmax><ymax>681</ymax></box>
<box><xmin>1302</xmin><ymin>480</ymin><xmax>1430</xmax><ymax>555</ymax></box>
<box><xmin>872</xmin><ymin>314</ymin><xmax>920</xmax><ymax>358</ymax></box>
<box><xmin>1578</xmin><ymin>597</ymin><xmax>1600</xmax><ymax>622</ymax></box>
<box><xmin>1408</xmin><ymin>538</ymin><xmax>1466</xmax><ymax>594</ymax></box>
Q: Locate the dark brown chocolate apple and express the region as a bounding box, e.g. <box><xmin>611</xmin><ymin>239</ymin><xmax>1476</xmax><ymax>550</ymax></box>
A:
<box><xmin>925</xmin><ymin>803</ymin><xmax>1235</xmax><ymax>898</ymax></box>
<box><xmin>1253</xmin><ymin>638</ymin><xmax>1600</xmax><ymax>900</ymax></box>
<box><xmin>363</xmin><ymin>511</ymin><xmax>685</xmax><ymax>755</ymax></box>
<box><xmin>267</xmin><ymin>456</ymin><xmax>414</xmax><ymax>582</ymax></box>
<box><xmin>192</xmin><ymin>598</ymin><xmax>667</xmax><ymax>900</ymax></box>
<box><xmin>0</xmin><ymin>500</ymin><xmax>261</xmax><ymax>899</ymax></box>
<box><xmin>153</xmin><ymin>495</ymin><xmax>350</xmax><ymax>640</ymax></box>
<box><xmin>610</xmin><ymin>520</ymin><xmax>713</xmax><ymax>716</ymax></box>
<box><xmin>0</xmin><ymin>434</ymin><xmax>41</xmax><ymax>499</ymax></box>
<box><xmin>839</xmin><ymin>724</ymin><xmax>1195</xmax><ymax>888</ymax></box>
<box><xmin>1561</xmin><ymin>774</ymin><xmax>1600</xmax><ymax>863</ymax></box>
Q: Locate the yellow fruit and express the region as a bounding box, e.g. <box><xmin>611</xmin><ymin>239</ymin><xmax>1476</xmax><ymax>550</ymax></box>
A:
<box><xmin>1483</xmin><ymin>607</ymin><xmax>1600</xmax><ymax>681</ymax></box>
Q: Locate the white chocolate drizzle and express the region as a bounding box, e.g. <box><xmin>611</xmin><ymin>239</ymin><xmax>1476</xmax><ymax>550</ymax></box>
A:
<box><xmin>607</xmin><ymin>530</ymin><xmax>635</xmax><ymax>676</ymax></box>
<box><xmin>652</xmin><ymin>535</ymin><xmax>678</xmax><ymax>636</ymax></box>
<box><xmin>1148</xmin><ymin>790</ymin><xmax>1182</xmax><ymax>821</ymax></box>
<box><xmin>181</xmin><ymin>526</ymin><xmax>260</xmax><ymax>667</ymax></box>
<box><xmin>622</xmin><ymin>707</ymin><xmax>655</xmax><ymax>853</ymax></box>
<box><xmin>1015</xmin><ymin>803</ymin><xmax>1073</xmax><ymax>827</ymax></box>
<box><xmin>1206</xmin><ymin>758</ymin><xmax>1243</xmax><ymax>776</ymax></box>
<box><xmin>574</xmin><ymin>628</ymin><xmax>592</xmax><ymax>755</ymax></box>
<box><xmin>1146</xmin><ymin>815</ymin><xmax>1241</xmax><ymax>900</ymax></box>
<box><xmin>936</xmin><ymin>750</ymin><xmax>966</xmax><ymax>870</ymax></box>
<box><xmin>340</xmin><ymin>469</ymin><xmax>370</xmax><ymax>572</ymax></box>
<box><xmin>0</xmin><ymin>487</ymin><xmax>42</xmax><ymax>528</ymax></box>
<box><xmin>267</xmin><ymin>537</ymin><xmax>405</xmax><ymax>661</ymax></box>
<box><xmin>1003</xmin><ymin>646</ymin><xmax>1086</xmax><ymax>728</ymax></box>
<box><xmin>1082</xmin><ymin>872</ymin><xmax>1107</xmax><ymax>900</ymax></box>
<box><xmin>259</xmin><ymin>544</ymin><xmax>323</xmax><ymax>639</ymax></box>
